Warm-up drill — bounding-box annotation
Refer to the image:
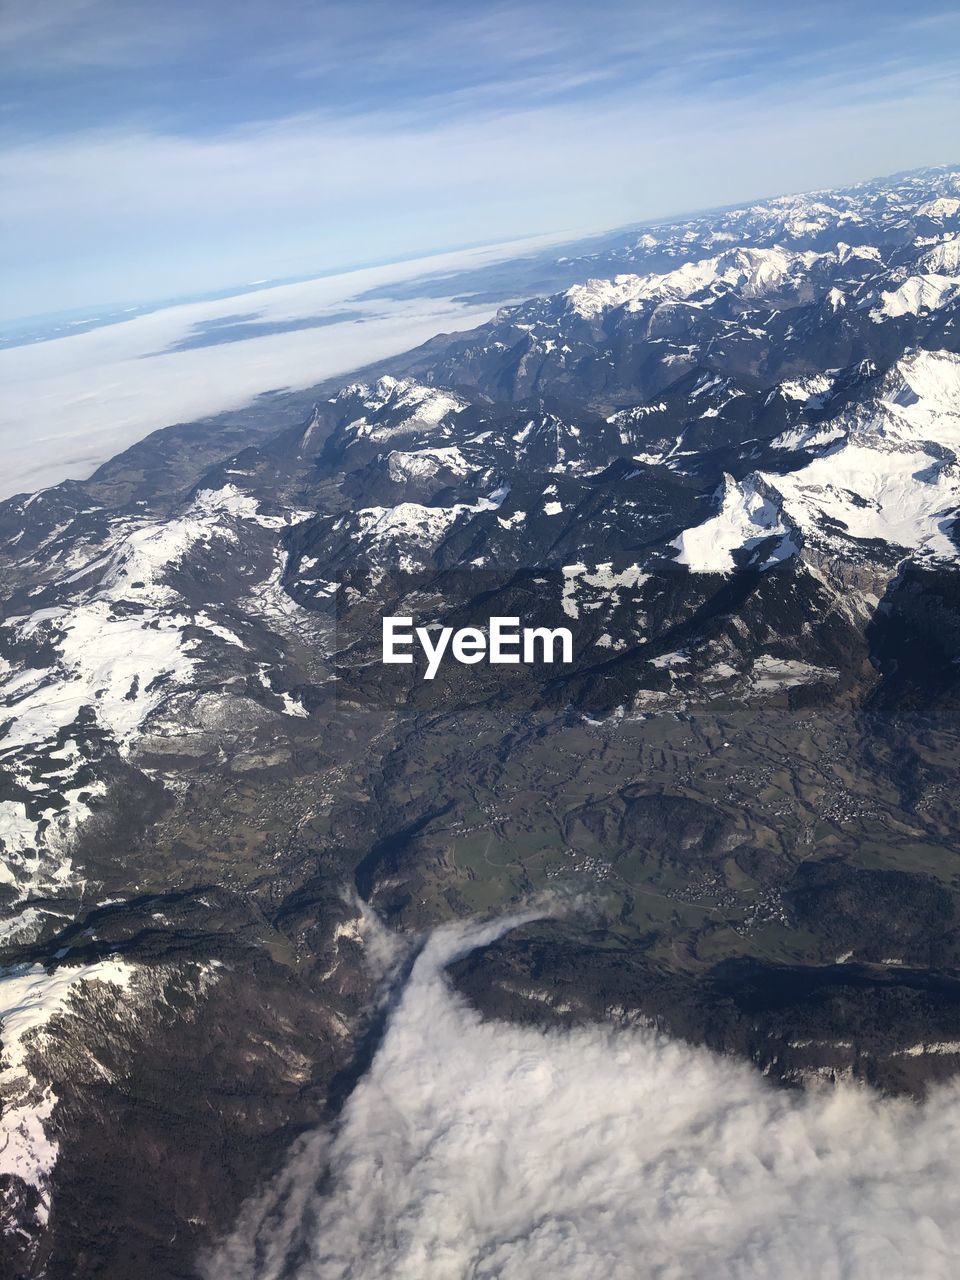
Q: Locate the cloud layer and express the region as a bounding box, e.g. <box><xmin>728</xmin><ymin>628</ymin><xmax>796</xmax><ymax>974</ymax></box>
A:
<box><xmin>206</xmin><ymin>911</ymin><xmax>960</xmax><ymax>1280</ymax></box>
<box><xmin>3</xmin><ymin>2</ymin><xmax>959</xmax><ymax>317</ymax></box>
<box><xmin>0</xmin><ymin>235</ymin><xmax>565</xmax><ymax>498</ymax></box>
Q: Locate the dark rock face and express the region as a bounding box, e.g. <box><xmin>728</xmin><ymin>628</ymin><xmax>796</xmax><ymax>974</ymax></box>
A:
<box><xmin>2</xmin><ymin>165</ymin><xmax>960</xmax><ymax>1276</ymax></box>
<box><xmin>449</xmin><ymin>928</ymin><xmax>960</xmax><ymax>1097</ymax></box>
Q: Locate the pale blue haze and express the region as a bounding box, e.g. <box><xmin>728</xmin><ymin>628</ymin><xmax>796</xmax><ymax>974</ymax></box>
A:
<box><xmin>1</xmin><ymin>0</ymin><xmax>959</xmax><ymax>318</ymax></box>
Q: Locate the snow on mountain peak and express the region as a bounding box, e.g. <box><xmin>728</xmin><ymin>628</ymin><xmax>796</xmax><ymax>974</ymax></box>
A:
<box><xmin>564</xmin><ymin>273</ymin><xmax>654</xmax><ymax>319</ymax></box>
<box><xmin>0</xmin><ymin>959</ymin><xmax>138</xmax><ymax>1213</ymax></box>
<box><xmin>670</xmin><ymin>474</ymin><xmax>798</xmax><ymax>575</ymax></box>
<box><xmin>836</xmin><ymin>242</ymin><xmax>882</xmax><ymax>265</ymax></box>
<box><xmin>675</xmin><ymin>349</ymin><xmax>960</xmax><ymax>574</ymax></box>
<box><xmin>920</xmin><ymin>236</ymin><xmax>960</xmax><ymax>275</ymax></box>
<box><xmin>345</xmin><ymin>485</ymin><xmax>509</xmax><ymax>571</ymax></box>
<box><xmin>386</xmin><ymin>446</ymin><xmax>470</xmax><ymax>483</ymax></box>
<box><xmin>885</xmin><ymin>349</ymin><xmax>960</xmax><ymax>422</ymax></box>
<box><xmin>917</xmin><ymin>197</ymin><xmax>960</xmax><ymax>220</ymax></box>
<box><xmin>774</xmin><ymin>373</ymin><xmax>835</xmax><ymax>408</ymax></box>
<box><xmin>873</xmin><ymin>273</ymin><xmax>960</xmax><ymax>320</ymax></box>
<box><xmin>0</xmin><ymin>483</ymin><xmax>306</xmax><ymax>901</ymax></box>
<box><xmin>337</xmin><ymin>378</ymin><xmax>467</xmax><ymax>443</ymax></box>
<box><xmin>564</xmin><ymin>247</ymin><xmax>827</xmax><ymax>319</ymax></box>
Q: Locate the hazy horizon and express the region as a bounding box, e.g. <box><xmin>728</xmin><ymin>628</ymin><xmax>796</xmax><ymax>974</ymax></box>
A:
<box><xmin>3</xmin><ymin>0</ymin><xmax>959</xmax><ymax>320</ymax></box>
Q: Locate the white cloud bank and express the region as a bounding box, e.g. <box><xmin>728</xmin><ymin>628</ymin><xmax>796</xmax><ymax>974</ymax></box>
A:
<box><xmin>205</xmin><ymin>911</ymin><xmax>960</xmax><ymax>1280</ymax></box>
<box><xmin>0</xmin><ymin>236</ymin><xmax>562</xmax><ymax>500</ymax></box>
<box><xmin>4</xmin><ymin>6</ymin><xmax>959</xmax><ymax>319</ymax></box>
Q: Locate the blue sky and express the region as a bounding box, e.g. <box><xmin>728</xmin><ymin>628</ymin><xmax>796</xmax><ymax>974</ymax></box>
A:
<box><xmin>1</xmin><ymin>0</ymin><xmax>959</xmax><ymax>319</ymax></box>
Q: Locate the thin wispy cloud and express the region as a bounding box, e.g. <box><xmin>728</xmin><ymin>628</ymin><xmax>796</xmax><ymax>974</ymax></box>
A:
<box><xmin>1</xmin><ymin>2</ymin><xmax>955</xmax><ymax>133</ymax></box>
<box><xmin>1</xmin><ymin>2</ymin><xmax>958</xmax><ymax>317</ymax></box>
<box><xmin>205</xmin><ymin>910</ymin><xmax>960</xmax><ymax>1280</ymax></box>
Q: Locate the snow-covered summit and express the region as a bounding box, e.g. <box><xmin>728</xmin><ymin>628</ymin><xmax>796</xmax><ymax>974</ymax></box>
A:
<box><xmin>670</xmin><ymin>473</ymin><xmax>798</xmax><ymax>574</ymax></box>
<box><xmin>333</xmin><ymin>376</ymin><xmax>466</xmax><ymax>444</ymax></box>
<box><xmin>565</xmin><ymin>247</ymin><xmax>828</xmax><ymax>319</ymax></box>
<box><xmin>673</xmin><ymin>350</ymin><xmax>960</xmax><ymax>573</ymax></box>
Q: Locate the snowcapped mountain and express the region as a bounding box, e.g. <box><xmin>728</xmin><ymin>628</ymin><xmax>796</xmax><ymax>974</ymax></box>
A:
<box><xmin>673</xmin><ymin>350</ymin><xmax>960</xmax><ymax>570</ymax></box>
<box><xmin>0</xmin><ymin>483</ymin><xmax>316</xmax><ymax>907</ymax></box>
<box><xmin>3</xmin><ymin>165</ymin><xmax>960</xmax><ymax>1276</ymax></box>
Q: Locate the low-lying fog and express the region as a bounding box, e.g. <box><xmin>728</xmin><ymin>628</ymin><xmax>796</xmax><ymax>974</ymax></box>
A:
<box><xmin>0</xmin><ymin>236</ymin><xmax>558</xmax><ymax>501</ymax></box>
<box><xmin>206</xmin><ymin>911</ymin><xmax>960</xmax><ymax>1280</ymax></box>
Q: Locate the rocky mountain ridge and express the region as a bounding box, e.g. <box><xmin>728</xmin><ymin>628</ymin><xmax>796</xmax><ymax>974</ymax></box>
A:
<box><xmin>2</xmin><ymin>164</ymin><xmax>960</xmax><ymax>1277</ymax></box>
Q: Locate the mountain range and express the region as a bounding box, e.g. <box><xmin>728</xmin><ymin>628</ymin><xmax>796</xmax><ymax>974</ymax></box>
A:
<box><xmin>3</xmin><ymin>164</ymin><xmax>960</xmax><ymax>1277</ymax></box>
